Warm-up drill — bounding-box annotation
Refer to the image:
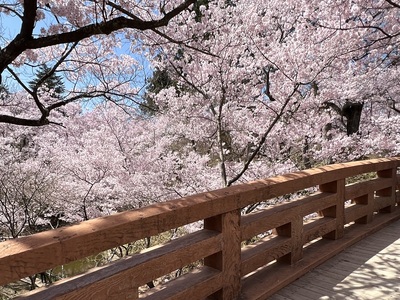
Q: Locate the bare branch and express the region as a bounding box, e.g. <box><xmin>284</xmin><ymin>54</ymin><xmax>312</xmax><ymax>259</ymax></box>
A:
<box><xmin>227</xmin><ymin>85</ymin><xmax>300</xmax><ymax>186</ymax></box>
<box><xmin>0</xmin><ymin>115</ymin><xmax>50</xmax><ymax>126</ymax></box>
<box><xmin>384</xmin><ymin>0</ymin><xmax>400</xmax><ymax>9</ymax></box>
<box><xmin>0</xmin><ymin>1</ymin><xmax>196</xmax><ymax>126</ymax></box>
<box><xmin>0</xmin><ymin>0</ymin><xmax>196</xmax><ymax>73</ymax></box>
<box><xmin>34</xmin><ymin>42</ymin><xmax>79</xmax><ymax>90</ymax></box>
<box><xmin>107</xmin><ymin>1</ymin><xmax>218</xmax><ymax>57</ymax></box>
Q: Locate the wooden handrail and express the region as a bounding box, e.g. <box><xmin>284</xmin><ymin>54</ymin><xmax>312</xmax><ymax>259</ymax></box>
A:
<box><xmin>1</xmin><ymin>157</ymin><xmax>399</xmax><ymax>299</ymax></box>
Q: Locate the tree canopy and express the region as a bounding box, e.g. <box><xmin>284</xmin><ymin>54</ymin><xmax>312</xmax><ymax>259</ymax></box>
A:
<box><xmin>0</xmin><ymin>0</ymin><xmax>196</xmax><ymax>126</ymax></box>
<box><xmin>0</xmin><ymin>0</ymin><xmax>399</xmax><ymax>240</ymax></box>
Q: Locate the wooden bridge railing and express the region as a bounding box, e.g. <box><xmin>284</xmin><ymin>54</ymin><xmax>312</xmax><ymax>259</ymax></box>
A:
<box><xmin>1</xmin><ymin>157</ymin><xmax>400</xmax><ymax>300</ymax></box>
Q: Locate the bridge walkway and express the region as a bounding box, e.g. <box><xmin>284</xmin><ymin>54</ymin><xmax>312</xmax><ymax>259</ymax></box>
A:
<box><xmin>270</xmin><ymin>219</ymin><xmax>400</xmax><ymax>300</ymax></box>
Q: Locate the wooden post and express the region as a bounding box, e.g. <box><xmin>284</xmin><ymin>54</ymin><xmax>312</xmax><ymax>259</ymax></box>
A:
<box><xmin>377</xmin><ymin>168</ymin><xmax>396</xmax><ymax>213</ymax></box>
<box><xmin>204</xmin><ymin>210</ymin><xmax>241</xmax><ymax>300</ymax></box>
<box><xmin>353</xmin><ymin>193</ymin><xmax>374</xmax><ymax>224</ymax></box>
<box><xmin>275</xmin><ymin>215</ymin><xmax>303</xmax><ymax>265</ymax></box>
<box><xmin>397</xmin><ymin>173</ymin><xmax>400</xmax><ymax>205</ymax></box>
<box><xmin>319</xmin><ymin>179</ymin><xmax>345</xmax><ymax>240</ymax></box>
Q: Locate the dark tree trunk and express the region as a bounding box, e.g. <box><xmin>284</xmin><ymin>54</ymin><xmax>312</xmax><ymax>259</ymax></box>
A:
<box><xmin>342</xmin><ymin>102</ymin><xmax>363</xmax><ymax>135</ymax></box>
<box><xmin>302</xmin><ymin>136</ymin><xmax>312</xmax><ymax>169</ymax></box>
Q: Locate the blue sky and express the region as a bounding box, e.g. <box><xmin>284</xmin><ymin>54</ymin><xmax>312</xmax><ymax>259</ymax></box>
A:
<box><xmin>1</xmin><ymin>13</ymin><xmax>153</xmax><ymax>97</ymax></box>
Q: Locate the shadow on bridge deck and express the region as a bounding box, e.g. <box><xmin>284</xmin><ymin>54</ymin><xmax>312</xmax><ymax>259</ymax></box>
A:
<box><xmin>270</xmin><ymin>219</ymin><xmax>400</xmax><ymax>300</ymax></box>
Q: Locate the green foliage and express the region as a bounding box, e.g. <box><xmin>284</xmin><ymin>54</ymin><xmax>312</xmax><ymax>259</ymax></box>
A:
<box><xmin>192</xmin><ymin>0</ymin><xmax>210</xmax><ymax>22</ymax></box>
<box><xmin>0</xmin><ymin>84</ymin><xmax>9</xmax><ymax>101</ymax></box>
<box><xmin>141</xmin><ymin>68</ymin><xmax>177</xmax><ymax>116</ymax></box>
<box><xmin>141</xmin><ymin>1</ymin><xmax>212</xmax><ymax>117</ymax></box>
<box><xmin>29</xmin><ymin>64</ymin><xmax>65</xmax><ymax>99</ymax></box>
<box><xmin>147</xmin><ymin>68</ymin><xmax>175</xmax><ymax>95</ymax></box>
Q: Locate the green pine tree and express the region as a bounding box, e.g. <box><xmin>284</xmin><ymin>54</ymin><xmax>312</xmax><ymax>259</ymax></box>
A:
<box><xmin>29</xmin><ymin>64</ymin><xmax>65</xmax><ymax>99</ymax></box>
<box><xmin>0</xmin><ymin>84</ymin><xmax>9</xmax><ymax>101</ymax></box>
<box><xmin>140</xmin><ymin>67</ymin><xmax>177</xmax><ymax>116</ymax></box>
<box><xmin>141</xmin><ymin>1</ymin><xmax>211</xmax><ymax>117</ymax></box>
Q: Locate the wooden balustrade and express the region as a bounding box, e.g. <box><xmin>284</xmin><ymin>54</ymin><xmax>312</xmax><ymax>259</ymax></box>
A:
<box><xmin>1</xmin><ymin>157</ymin><xmax>399</xmax><ymax>300</ymax></box>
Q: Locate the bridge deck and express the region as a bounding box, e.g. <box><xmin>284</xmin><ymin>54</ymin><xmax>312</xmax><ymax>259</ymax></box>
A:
<box><xmin>270</xmin><ymin>219</ymin><xmax>400</xmax><ymax>300</ymax></box>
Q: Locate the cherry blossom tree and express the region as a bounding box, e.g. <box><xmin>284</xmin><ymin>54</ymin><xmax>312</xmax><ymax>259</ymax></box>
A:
<box><xmin>1</xmin><ymin>0</ymin><xmax>399</xmax><ymax>236</ymax></box>
<box><xmin>0</xmin><ymin>119</ymin><xmax>66</xmax><ymax>238</ymax></box>
<box><xmin>0</xmin><ymin>0</ymin><xmax>196</xmax><ymax>126</ymax></box>
<box><xmin>51</xmin><ymin>103</ymin><xmax>219</xmax><ymax>222</ymax></box>
<box><xmin>145</xmin><ymin>0</ymin><xmax>400</xmax><ymax>187</ymax></box>
<box><xmin>302</xmin><ymin>0</ymin><xmax>400</xmax><ymax>161</ymax></box>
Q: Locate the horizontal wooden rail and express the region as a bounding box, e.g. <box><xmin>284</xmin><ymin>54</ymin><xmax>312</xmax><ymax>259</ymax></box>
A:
<box><xmin>0</xmin><ymin>157</ymin><xmax>399</xmax><ymax>299</ymax></box>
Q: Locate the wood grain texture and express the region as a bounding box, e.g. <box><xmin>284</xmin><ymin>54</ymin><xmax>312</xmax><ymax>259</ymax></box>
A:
<box><xmin>303</xmin><ymin>217</ymin><xmax>337</xmax><ymax>244</ymax></box>
<box><xmin>353</xmin><ymin>193</ymin><xmax>374</xmax><ymax>224</ymax></box>
<box><xmin>0</xmin><ymin>157</ymin><xmax>399</xmax><ymax>299</ymax></box>
<box><xmin>241</xmin><ymin>236</ymin><xmax>291</xmax><ymax>276</ymax></box>
<box><xmin>17</xmin><ymin>230</ymin><xmax>222</xmax><ymax>300</ymax></box>
<box><xmin>345</xmin><ymin>177</ymin><xmax>392</xmax><ymax>200</ymax></box>
<box><xmin>240</xmin><ymin>209</ymin><xmax>400</xmax><ymax>300</ymax></box>
<box><xmin>241</xmin><ymin>192</ymin><xmax>337</xmax><ymax>241</ymax></box>
<box><xmin>319</xmin><ymin>179</ymin><xmax>345</xmax><ymax>240</ymax></box>
<box><xmin>377</xmin><ymin>167</ymin><xmax>397</xmax><ymax>213</ymax></box>
<box><xmin>204</xmin><ymin>210</ymin><xmax>242</xmax><ymax>300</ymax></box>
<box><xmin>143</xmin><ymin>267</ymin><xmax>222</xmax><ymax>300</ymax></box>
<box><xmin>269</xmin><ymin>219</ymin><xmax>400</xmax><ymax>300</ymax></box>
